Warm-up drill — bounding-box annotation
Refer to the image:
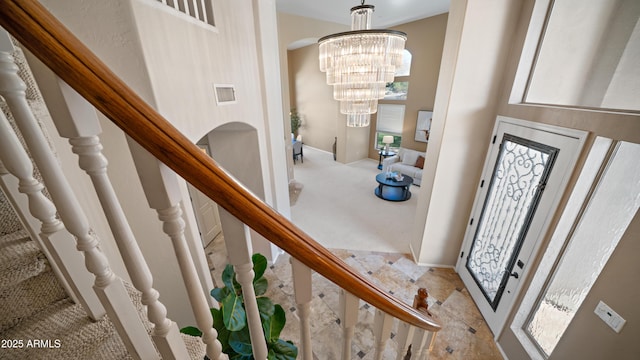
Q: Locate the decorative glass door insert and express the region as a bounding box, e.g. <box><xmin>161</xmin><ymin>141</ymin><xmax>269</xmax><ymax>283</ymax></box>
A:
<box><xmin>466</xmin><ymin>134</ymin><xmax>558</xmax><ymax>309</ymax></box>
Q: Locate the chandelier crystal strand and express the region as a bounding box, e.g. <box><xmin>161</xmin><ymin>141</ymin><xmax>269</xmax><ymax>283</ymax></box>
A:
<box><xmin>319</xmin><ymin>3</ymin><xmax>406</xmax><ymax>127</ymax></box>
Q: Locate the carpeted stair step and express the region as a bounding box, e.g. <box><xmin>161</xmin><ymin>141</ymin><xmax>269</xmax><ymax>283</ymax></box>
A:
<box><xmin>0</xmin><ymin>297</ymin><xmax>124</xmax><ymax>360</ymax></box>
<box><xmin>0</xmin><ymin>231</ymin><xmax>205</xmax><ymax>359</ymax></box>
<box><xmin>0</xmin><ymin>230</ymin><xmax>48</xmax><ymax>290</ymax></box>
<box><xmin>0</xmin><ymin>283</ymin><xmax>206</xmax><ymax>359</ymax></box>
<box><xmin>0</xmin><ymin>263</ymin><xmax>68</xmax><ymax>332</ymax></box>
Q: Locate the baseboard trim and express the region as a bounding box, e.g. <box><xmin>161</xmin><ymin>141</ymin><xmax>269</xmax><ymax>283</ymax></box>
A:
<box><xmin>496</xmin><ymin>341</ymin><xmax>509</xmax><ymax>360</ymax></box>
<box><xmin>408</xmin><ymin>243</ymin><xmax>456</xmax><ymax>269</ymax></box>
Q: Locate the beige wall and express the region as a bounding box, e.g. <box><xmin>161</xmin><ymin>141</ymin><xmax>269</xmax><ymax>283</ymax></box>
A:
<box><xmin>277</xmin><ymin>13</ymin><xmax>347</xmax><ymax>169</ymax></box>
<box><xmin>369</xmin><ymin>14</ymin><xmax>449</xmax><ymax>158</ymax></box>
<box><xmin>420</xmin><ymin>0</ymin><xmax>640</xmax><ymax>358</ymax></box>
<box><xmin>411</xmin><ymin>0</ymin><xmax>519</xmax><ymax>267</ymax></box>
<box><xmin>282</xmin><ymin>13</ymin><xmax>449</xmax><ymax>162</ymax></box>
<box><xmin>496</xmin><ymin>0</ymin><xmax>640</xmax><ymax>359</ymax></box>
<box><xmin>287</xmin><ymin>44</ymin><xmax>341</xmax><ymax>154</ymax></box>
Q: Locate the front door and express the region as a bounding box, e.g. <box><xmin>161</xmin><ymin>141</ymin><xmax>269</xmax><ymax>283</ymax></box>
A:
<box><xmin>457</xmin><ymin>116</ymin><xmax>586</xmax><ymax>336</ymax></box>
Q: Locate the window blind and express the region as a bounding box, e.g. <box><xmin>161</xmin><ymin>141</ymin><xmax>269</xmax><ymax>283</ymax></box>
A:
<box><xmin>376</xmin><ymin>104</ymin><xmax>405</xmax><ymax>134</ymax></box>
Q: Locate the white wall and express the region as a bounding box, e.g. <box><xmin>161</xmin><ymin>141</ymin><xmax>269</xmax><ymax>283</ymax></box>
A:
<box><xmin>431</xmin><ymin>0</ymin><xmax>640</xmax><ymax>358</ymax></box>
<box><xmin>33</xmin><ymin>0</ymin><xmax>289</xmax><ymax>327</ymax></box>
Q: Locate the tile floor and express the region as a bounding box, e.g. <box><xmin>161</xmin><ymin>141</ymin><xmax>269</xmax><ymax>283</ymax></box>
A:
<box><xmin>205</xmin><ymin>236</ymin><xmax>504</xmax><ymax>360</ymax></box>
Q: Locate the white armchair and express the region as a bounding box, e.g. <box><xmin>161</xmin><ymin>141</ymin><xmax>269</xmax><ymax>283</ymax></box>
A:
<box><xmin>382</xmin><ymin>147</ymin><xmax>425</xmax><ymax>185</ymax></box>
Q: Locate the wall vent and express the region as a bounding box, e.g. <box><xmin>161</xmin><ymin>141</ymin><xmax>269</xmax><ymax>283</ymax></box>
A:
<box><xmin>214</xmin><ymin>84</ymin><xmax>236</xmax><ymax>105</ymax></box>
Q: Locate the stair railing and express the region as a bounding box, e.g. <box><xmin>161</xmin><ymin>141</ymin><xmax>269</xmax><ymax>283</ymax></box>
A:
<box><xmin>0</xmin><ymin>35</ymin><xmax>159</xmax><ymax>359</ymax></box>
<box><xmin>0</xmin><ymin>1</ymin><xmax>442</xmax><ymax>359</ymax></box>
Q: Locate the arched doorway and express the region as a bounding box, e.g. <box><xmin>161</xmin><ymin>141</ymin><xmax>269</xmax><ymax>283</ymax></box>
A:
<box><xmin>188</xmin><ymin>122</ymin><xmax>278</xmax><ymax>261</ymax></box>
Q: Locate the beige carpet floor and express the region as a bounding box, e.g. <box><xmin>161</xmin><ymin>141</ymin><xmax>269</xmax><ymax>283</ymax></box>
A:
<box><xmin>289</xmin><ymin>146</ymin><xmax>420</xmax><ymax>254</ymax></box>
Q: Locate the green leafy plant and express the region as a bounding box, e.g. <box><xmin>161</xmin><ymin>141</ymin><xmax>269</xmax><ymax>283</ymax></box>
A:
<box><xmin>181</xmin><ymin>253</ymin><xmax>298</xmax><ymax>360</ymax></box>
<box><xmin>290</xmin><ymin>109</ymin><xmax>301</xmax><ymax>136</ymax></box>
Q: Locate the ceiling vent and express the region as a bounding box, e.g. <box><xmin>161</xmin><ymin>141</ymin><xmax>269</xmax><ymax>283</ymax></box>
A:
<box><xmin>214</xmin><ymin>84</ymin><xmax>236</xmax><ymax>105</ymax></box>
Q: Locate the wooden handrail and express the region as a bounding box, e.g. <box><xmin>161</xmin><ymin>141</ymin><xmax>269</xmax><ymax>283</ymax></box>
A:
<box><xmin>0</xmin><ymin>0</ymin><xmax>441</xmax><ymax>332</ymax></box>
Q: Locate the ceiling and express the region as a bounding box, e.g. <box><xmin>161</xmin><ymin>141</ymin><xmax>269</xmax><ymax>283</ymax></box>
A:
<box><xmin>275</xmin><ymin>0</ymin><xmax>450</xmax><ymax>29</ymax></box>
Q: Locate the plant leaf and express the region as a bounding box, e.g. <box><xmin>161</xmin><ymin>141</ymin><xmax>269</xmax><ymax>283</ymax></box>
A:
<box><xmin>222</xmin><ymin>264</ymin><xmax>235</xmax><ymax>290</ymax></box>
<box><xmin>266</xmin><ymin>304</ymin><xmax>287</xmax><ymax>341</ymax></box>
<box><xmin>211</xmin><ymin>287</ymin><xmax>230</xmax><ymax>303</ymax></box>
<box><xmin>179</xmin><ymin>326</ymin><xmax>202</xmax><ymax>337</ymax></box>
<box><xmin>229</xmin><ymin>327</ymin><xmax>253</xmax><ymax>356</ymax></box>
<box><xmin>211</xmin><ymin>308</ymin><xmax>232</xmax><ymax>353</ymax></box>
<box><xmin>268</xmin><ymin>349</ymin><xmax>276</xmax><ymax>360</ymax></box>
<box><xmin>232</xmin><ymin>274</ymin><xmax>243</xmax><ymax>294</ymax></box>
<box><xmin>269</xmin><ymin>339</ymin><xmax>298</xmax><ymax>360</ymax></box>
<box><xmin>230</xmin><ymin>355</ymin><xmax>252</xmax><ymax>360</ymax></box>
<box><xmin>252</xmin><ymin>253</ymin><xmax>268</xmax><ymax>281</ymax></box>
<box><xmin>259</xmin><ymin>297</ymin><xmax>276</xmax><ymax>338</ymax></box>
<box><xmin>222</xmin><ymin>291</ymin><xmax>247</xmax><ymax>331</ymax></box>
<box><xmin>253</xmin><ymin>277</ymin><xmax>269</xmax><ymax>296</ymax></box>
<box><xmin>257</xmin><ymin>297</ymin><xmax>275</xmax><ymax>321</ymax></box>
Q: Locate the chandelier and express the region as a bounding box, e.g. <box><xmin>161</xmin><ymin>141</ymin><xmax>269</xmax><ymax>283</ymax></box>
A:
<box><xmin>318</xmin><ymin>1</ymin><xmax>407</xmax><ymax>127</ymax></box>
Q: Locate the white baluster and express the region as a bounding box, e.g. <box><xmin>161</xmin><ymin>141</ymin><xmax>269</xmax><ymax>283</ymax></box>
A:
<box><xmin>339</xmin><ymin>289</ymin><xmax>360</xmax><ymax>359</ymax></box>
<box><xmin>411</xmin><ymin>328</ymin><xmax>434</xmax><ymax>360</ymax></box>
<box><xmin>195</xmin><ymin>0</ymin><xmax>206</xmax><ymax>21</ymax></box>
<box><xmin>0</xmin><ymin>158</ymin><xmax>78</xmax><ymax>297</ymax></box>
<box><xmin>0</xmin><ymin>47</ymin><xmax>157</xmax><ymax>360</ymax></box>
<box><xmin>157</xmin><ymin>204</ymin><xmax>224</xmax><ymax>359</ymax></box>
<box><xmin>427</xmin><ymin>331</ymin><xmax>437</xmax><ymax>356</ymax></box>
<box><xmin>0</xmin><ymin>114</ymin><xmax>104</xmax><ymax>318</ymax></box>
<box><xmin>218</xmin><ymin>209</ymin><xmax>268</xmax><ymax>360</ymax></box>
<box><xmin>54</xmin><ymin>80</ymin><xmax>190</xmax><ymax>359</ymax></box>
<box><xmin>129</xmin><ymin>145</ymin><xmax>223</xmax><ymax>360</ymax></box>
<box><xmin>395</xmin><ymin>322</ymin><xmax>415</xmax><ymax>360</ymax></box>
<box><xmin>373</xmin><ymin>309</ymin><xmax>394</xmax><ymax>360</ymax></box>
<box><xmin>234</xmin><ymin>258</ymin><xmax>268</xmax><ymax>360</ymax></box>
<box><xmin>291</xmin><ymin>258</ymin><xmax>313</xmax><ymax>360</ymax></box>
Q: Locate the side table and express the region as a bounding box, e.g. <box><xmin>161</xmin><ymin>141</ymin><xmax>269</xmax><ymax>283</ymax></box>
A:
<box><xmin>378</xmin><ymin>150</ymin><xmax>397</xmax><ymax>170</ymax></box>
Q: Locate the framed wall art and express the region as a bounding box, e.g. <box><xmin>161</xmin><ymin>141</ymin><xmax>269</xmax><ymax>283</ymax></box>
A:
<box><xmin>415</xmin><ymin>110</ymin><xmax>432</xmax><ymax>143</ymax></box>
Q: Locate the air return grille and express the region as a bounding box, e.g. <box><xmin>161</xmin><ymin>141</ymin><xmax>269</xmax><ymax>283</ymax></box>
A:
<box><xmin>214</xmin><ymin>84</ymin><xmax>236</xmax><ymax>105</ymax></box>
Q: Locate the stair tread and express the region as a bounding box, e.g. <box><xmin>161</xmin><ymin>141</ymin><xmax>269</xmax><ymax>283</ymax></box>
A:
<box><xmin>0</xmin><ymin>298</ymin><xmax>127</xmax><ymax>360</ymax></box>
<box><xmin>0</xmin><ymin>231</ymin><xmax>48</xmax><ymax>290</ymax></box>
<box><xmin>0</xmin><ymin>266</ymin><xmax>67</xmax><ymax>332</ymax></box>
<box><xmin>1</xmin><ymin>290</ymin><xmax>206</xmax><ymax>360</ymax></box>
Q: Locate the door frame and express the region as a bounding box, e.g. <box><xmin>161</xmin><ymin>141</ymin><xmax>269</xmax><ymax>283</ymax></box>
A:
<box><xmin>456</xmin><ymin>116</ymin><xmax>588</xmax><ymax>337</ymax></box>
<box><xmin>187</xmin><ymin>143</ymin><xmax>222</xmax><ymax>247</ymax></box>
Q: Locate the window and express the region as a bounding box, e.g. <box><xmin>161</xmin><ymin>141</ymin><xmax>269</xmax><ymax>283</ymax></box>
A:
<box><xmin>375</xmin><ymin>104</ymin><xmax>405</xmax><ymax>150</ymax></box>
<box><xmin>511</xmin><ymin>139</ymin><xmax>640</xmax><ymax>359</ymax></box>
<box><xmin>510</xmin><ymin>0</ymin><xmax>639</xmax><ymax>113</ymax></box>
<box><xmin>156</xmin><ymin>0</ymin><xmax>215</xmax><ymax>26</ymax></box>
<box><xmin>395</xmin><ymin>49</ymin><xmax>412</xmax><ymax>77</ymax></box>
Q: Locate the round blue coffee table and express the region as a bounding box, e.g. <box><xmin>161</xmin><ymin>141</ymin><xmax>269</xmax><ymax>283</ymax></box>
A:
<box><xmin>375</xmin><ymin>173</ymin><xmax>413</xmax><ymax>201</ymax></box>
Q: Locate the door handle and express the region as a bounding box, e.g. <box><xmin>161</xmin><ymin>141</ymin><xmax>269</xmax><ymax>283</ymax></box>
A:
<box><xmin>510</xmin><ymin>272</ymin><xmax>519</xmax><ymax>279</ymax></box>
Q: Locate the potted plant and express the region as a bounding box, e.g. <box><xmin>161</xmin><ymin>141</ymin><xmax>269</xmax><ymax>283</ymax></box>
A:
<box><xmin>290</xmin><ymin>109</ymin><xmax>301</xmax><ymax>138</ymax></box>
<box><xmin>181</xmin><ymin>253</ymin><xmax>298</xmax><ymax>360</ymax></box>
